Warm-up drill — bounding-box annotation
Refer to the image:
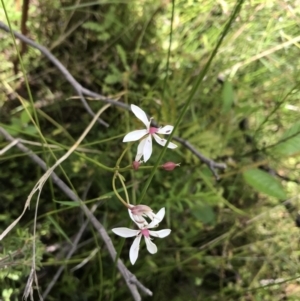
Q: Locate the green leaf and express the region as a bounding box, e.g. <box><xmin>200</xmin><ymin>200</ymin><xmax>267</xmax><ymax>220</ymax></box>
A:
<box><xmin>104</xmin><ymin>74</ymin><xmax>120</xmax><ymax>85</ymax></box>
<box><xmin>11</xmin><ymin>117</ymin><xmax>22</xmax><ymax>128</ymax></box>
<box><xmin>23</xmin><ymin>125</ymin><xmax>37</xmax><ymax>135</ymax></box>
<box><xmin>116</xmin><ymin>44</ymin><xmax>128</xmax><ymax>70</ymax></box>
<box><xmin>82</xmin><ymin>21</ymin><xmax>103</xmax><ymax>32</ymax></box>
<box><xmin>221</xmin><ymin>81</ymin><xmax>234</xmax><ymax>113</ymax></box>
<box><xmin>281</xmin><ymin>122</ymin><xmax>300</xmax><ymax>139</ymax></box>
<box><xmin>191</xmin><ymin>203</ymin><xmax>215</xmax><ymax>224</ymax></box>
<box><xmin>97</xmin><ymin>32</ymin><xmax>110</xmax><ymax>41</ymax></box>
<box><xmin>273</xmin><ymin>122</ymin><xmax>300</xmax><ymax>156</ymax></box>
<box><xmin>243</xmin><ymin>168</ymin><xmax>286</xmax><ymax>199</ymax></box>
<box><xmin>275</xmin><ymin>136</ymin><xmax>300</xmax><ymax>156</ymax></box>
<box><xmin>6</xmin><ymin>118</ymin><xmax>22</xmax><ymax>135</ymax></box>
<box><xmin>20</xmin><ymin>108</ymin><xmax>32</xmax><ymax>125</ymax></box>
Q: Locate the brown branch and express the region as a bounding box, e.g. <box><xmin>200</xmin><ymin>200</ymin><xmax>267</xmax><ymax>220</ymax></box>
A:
<box><xmin>0</xmin><ymin>20</ymin><xmax>226</xmax><ymax>178</ymax></box>
<box><xmin>0</xmin><ymin>127</ymin><xmax>152</xmax><ymax>301</ymax></box>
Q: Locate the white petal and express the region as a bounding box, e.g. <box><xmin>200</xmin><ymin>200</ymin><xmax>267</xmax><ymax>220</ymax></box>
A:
<box><xmin>128</xmin><ymin>209</ymin><xmax>138</xmax><ymax>224</ymax></box>
<box><xmin>153</xmin><ymin>134</ymin><xmax>177</xmax><ymax>149</ymax></box>
<box><xmin>135</xmin><ymin>138</ymin><xmax>146</xmax><ymax>162</ymax></box>
<box><xmin>129</xmin><ymin>234</ymin><xmax>142</xmax><ymax>265</ymax></box>
<box><xmin>142</xmin><ymin>135</ymin><xmax>152</xmax><ymax>162</ymax></box>
<box><xmin>148</xmin><ymin>208</ymin><xmax>165</xmax><ymax>228</ymax></box>
<box><xmin>128</xmin><ymin>209</ymin><xmax>148</xmax><ymax>228</ymax></box>
<box><xmin>135</xmin><ymin>153</ymin><xmax>143</xmax><ymax>162</ymax></box>
<box><xmin>149</xmin><ymin>229</ymin><xmax>171</xmax><ymax>238</ymax></box>
<box><xmin>157</xmin><ymin>125</ymin><xmax>173</xmax><ymax>135</ymax></box>
<box><xmin>166</xmin><ymin>141</ymin><xmax>177</xmax><ymax>149</ymax></box>
<box><xmin>131</xmin><ymin>104</ymin><xmax>150</xmax><ymax>129</ymax></box>
<box><xmin>123</xmin><ymin>129</ymin><xmax>148</xmax><ymax>142</ymax></box>
<box><xmin>133</xmin><ymin>215</ymin><xmax>148</xmax><ymax>226</ymax></box>
<box><xmin>112</xmin><ymin>227</ymin><xmax>139</xmax><ymax>238</ymax></box>
<box><xmin>144</xmin><ymin>237</ymin><xmax>157</xmax><ymax>254</ymax></box>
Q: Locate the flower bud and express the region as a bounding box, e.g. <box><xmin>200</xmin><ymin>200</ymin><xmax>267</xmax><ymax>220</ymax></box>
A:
<box><xmin>161</xmin><ymin>162</ymin><xmax>180</xmax><ymax>171</ymax></box>
<box><xmin>132</xmin><ymin>161</ymin><xmax>140</xmax><ymax>170</ymax></box>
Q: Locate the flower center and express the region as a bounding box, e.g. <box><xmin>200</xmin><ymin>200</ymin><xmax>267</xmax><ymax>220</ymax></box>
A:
<box><xmin>141</xmin><ymin>228</ymin><xmax>150</xmax><ymax>237</ymax></box>
<box><xmin>149</xmin><ymin>127</ymin><xmax>158</xmax><ymax>134</ymax></box>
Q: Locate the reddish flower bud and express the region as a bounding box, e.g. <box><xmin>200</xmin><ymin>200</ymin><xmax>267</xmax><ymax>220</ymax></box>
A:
<box><xmin>132</xmin><ymin>161</ymin><xmax>141</xmax><ymax>170</ymax></box>
<box><xmin>161</xmin><ymin>162</ymin><xmax>180</xmax><ymax>171</ymax></box>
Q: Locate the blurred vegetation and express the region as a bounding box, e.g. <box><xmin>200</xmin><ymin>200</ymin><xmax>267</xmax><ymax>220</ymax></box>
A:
<box><xmin>1</xmin><ymin>0</ymin><xmax>300</xmax><ymax>300</ymax></box>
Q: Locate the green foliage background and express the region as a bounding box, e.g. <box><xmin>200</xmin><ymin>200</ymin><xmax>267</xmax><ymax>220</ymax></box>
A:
<box><xmin>1</xmin><ymin>0</ymin><xmax>300</xmax><ymax>300</ymax></box>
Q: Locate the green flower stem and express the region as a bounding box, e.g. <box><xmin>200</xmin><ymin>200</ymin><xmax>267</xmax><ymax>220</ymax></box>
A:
<box><xmin>112</xmin><ymin>172</ymin><xmax>130</xmax><ymax>208</ymax></box>
<box><xmin>112</xmin><ymin>143</ymin><xmax>132</xmax><ymax>206</ymax></box>
<box><xmin>117</xmin><ymin>173</ymin><xmax>130</xmax><ymax>205</ymax></box>
<box><xmin>116</xmin><ymin>144</ymin><xmax>130</xmax><ymax>167</ymax></box>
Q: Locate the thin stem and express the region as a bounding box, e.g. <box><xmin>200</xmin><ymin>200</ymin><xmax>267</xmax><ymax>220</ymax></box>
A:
<box><xmin>162</xmin><ymin>0</ymin><xmax>175</xmax><ymax>100</ymax></box>
<box><xmin>116</xmin><ymin>144</ymin><xmax>131</xmax><ymax>167</ymax></box>
<box><xmin>117</xmin><ymin>173</ymin><xmax>130</xmax><ymax>204</ymax></box>
<box><xmin>112</xmin><ymin>173</ymin><xmax>130</xmax><ymax>207</ymax></box>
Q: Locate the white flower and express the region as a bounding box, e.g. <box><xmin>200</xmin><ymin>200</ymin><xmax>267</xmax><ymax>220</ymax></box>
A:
<box><xmin>123</xmin><ymin>104</ymin><xmax>177</xmax><ymax>162</ymax></box>
<box><xmin>112</xmin><ymin>207</ymin><xmax>171</xmax><ymax>265</ymax></box>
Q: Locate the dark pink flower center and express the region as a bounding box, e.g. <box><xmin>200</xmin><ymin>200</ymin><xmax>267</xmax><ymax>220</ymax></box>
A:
<box><xmin>141</xmin><ymin>228</ymin><xmax>150</xmax><ymax>237</ymax></box>
<box><xmin>149</xmin><ymin>127</ymin><xmax>158</xmax><ymax>134</ymax></box>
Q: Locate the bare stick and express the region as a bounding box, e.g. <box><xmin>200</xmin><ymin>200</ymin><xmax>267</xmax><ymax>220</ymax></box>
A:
<box><xmin>173</xmin><ymin>136</ymin><xmax>227</xmax><ymax>180</ymax></box>
<box><xmin>0</xmin><ymin>139</ymin><xmax>19</xmax><ymax>155</ymax></box>
<box><xmin>0</xmin><ymin>20</ymin><xmax>226</xmax><ymax>178</ymax></box>
<box><xmin>0</xmin><ymin>127</ymin><xmax>152</xmax><ymax>300</ymax></box>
